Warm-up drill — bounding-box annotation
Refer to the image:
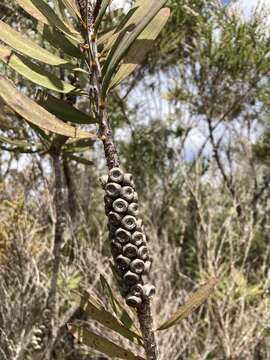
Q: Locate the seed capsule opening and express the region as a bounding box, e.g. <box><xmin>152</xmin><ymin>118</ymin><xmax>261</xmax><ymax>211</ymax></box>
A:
<box><xmin>115</xmin><ymin>228</ymin><xmax>131</xmax><ymax>243</ymax></box>
<box><xmin>124</xmin><ymin>270</ymin><xmax>140</xmax><ymax>284</ymax></box>
<box><xmin>130</xmin><ymin>259</ymin><xmax>145</xmax><ymax>274</ymax></box>
<box><xmin>113</xmin><ymin>198</ymin><xmax>129</xmax><ymax>213</ymax></box>
<box><xmin>105</xmin><ymin>182</ymin><xmax>121</xmax><ymax>197</ymax></box>
<box><xmin>123</xmin><ymin>243</ymin><xmax>138</xmax><ymax>259</ymax></box>
<box><xmin>120</xmin><ymin>186</ymin><xmax>134</xmax><ymax>202</ymax></box>
<box><xmin>131</xmin><ymin>231</ymin><xmax>145</xmax><ymax>246</ymax></box>
<box><xmin>122</xmin><ymin>215</ymin><xmax>137</xmax><ymax>231</ymax></box>
<box><xmin>109</xmin><ymin>167</ymin><xmax>124</xmax><ymax>183</ymax></box>
<box><xmin>125</xmin><ymin>294</ymin><xmax>142</xmax><ymax>307</ymax></box>
<box><xmin>116</xmin><ymin>255</ymin><xmax>131</xmax><ymax>269</ymax></box>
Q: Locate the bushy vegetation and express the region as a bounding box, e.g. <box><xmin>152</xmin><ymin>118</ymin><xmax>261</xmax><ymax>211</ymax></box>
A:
<box><xmin>0</xmin><ymin>0</ymin><xmax>269</xmax><ymax>359</ymax></box>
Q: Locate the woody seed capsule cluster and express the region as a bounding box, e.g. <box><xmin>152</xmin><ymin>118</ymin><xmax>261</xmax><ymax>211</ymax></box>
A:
<box><xmin>100</xmin><ymin>167</ymin><xmax>155</xmax><ymax>307</ymax></box>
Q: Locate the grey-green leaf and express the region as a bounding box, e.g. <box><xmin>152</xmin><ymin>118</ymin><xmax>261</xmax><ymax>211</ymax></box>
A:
<box><xmin>0</xmin><ymin>20</ymin><xmax>73</xmax><ymax>66</ymax></box>
<box><xmin>37</xmin><ymin>92</ymin><xmax>96</xmax><ymax>124</ymax></box>
<box><xmin>64</xmin><ymin>154</ymin><xmax>93</xmax><ymax>165</ymax></box>
<box><xmin>157</xmin><ymin>278</ymin><xmax>218</xmax><ymax>331</ymax></box>
<box><xmin>101</xmin><ymin>0</ymin><xmax>168</xmax><ymax>99</ymax></box>
<box><xmin>73</xmin><ymin>289</ymin><xmax>142</xmax><ymax>345</ymax></box>
<box><xmin>16</xmin><ymin>0</ymin><xmax>82</xmax><ymax>42</ymax></box>
<box><xmin>0</xmin><ymin>76</ymin><xmax>96</xmax><ymax>139</ymax></box>
<box><xmin>37</xmin><ymin>23</ymin><xmax>82</xmax><ymax>59</ymax></box>
<box><xmin>69</xmin><ymin>325</ymin><xmax>144</xmax><ymax>360</ymax></box>
<box><xmin>100</xmin><ymin>274</ymin><xmax>139</xmax><ymax>334</ymax></box>
<box><xmin>109</xmin><ymin>8</ymin><xmax>170</xmax><ymax>90</ymax></box>
<box><xmin>94</xmin><ymin>0</ymin><xmax>112</xmax><ymax>31</ymax></box>
<box><xmin>0</xmin><ymin>46</ymin><xmax>79</xmax><ymax>94</ymax></box>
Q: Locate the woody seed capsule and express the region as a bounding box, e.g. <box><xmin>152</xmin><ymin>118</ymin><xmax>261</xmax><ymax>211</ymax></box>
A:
<box><xmin>125</xmin><ymin>294</ymin><xmax>142</xmax><ymax>307</ymax></box>
<box><xmin>124</xmin><ymin>270</ymin><xmax>140</xmax><ymax>284</ymax></box>
<box><xmin>112</xmin><ymin>198</ymin><xmax>129</xmax><ymax>213</ymax></box>
<box><xmin>119</xmin><ymin>281</ymin><xmax>131</xmax><ymax>296</ymax></box>
<box><xmin>133</xmin><ymin>191</ymin><xmax>138</xmax><ymax>202</ymax></box>
<box><xmin>110</xmin><ymin>240</ymin><xmax>122</xmax><ymax>257</ymax></box>
<box><xmin>128</xmin><ymin>202</ymin><xmax>139</xmax><ymax>217</ymax></box>
<box><xmin>99</xmin><ymin>175</ymin><xmax>108</xmax><ymax>189</ymax></box>
<box><xmin>115</xmin><ymin>228</ymin><xmax>131</xmax><ymax>244</ymax></box>
<box><xmin>142</xmin><ymin>284</ymin><xmax>156</xmax><ymax>298</ymax></box>
<box><xmin>105</xmin><ymin>182</ymin><xmax>121</xmax><ymax>198</ymax></box>
<box><xmin>108</xmin><ymin>211</ymin><xmax>122</xmax><ymax>226</ymax></box>
<box><xmin>104</xmin><ymin>195</ymin><xmax>113</xmax><ymax>215</ymax></box>
<box><xmin>109</xmin><ymin>167</ymin><xmax>124</xmax><ymax>183</ymax></box>
<box><xmin>131</xmin><ymin>231</ymin><xmax>145</xmax><ymax>246</ymax></box>
<box><xmin>123</xmin><ymin>243</ymin><xmax>138</xmax><ymax>259</ymax></box>
<box><xmin>130</xmin><ymin>283</ymin><xmax>144</xmax><ymax>296</ymax></box>
<box><xmin>130</xmin><ymin>259</ymin><xmax>145</xmax><ymax>274</ymax></box>
<box><xmin>120</xmin><ymin>186</ymin><xmax>134</xmax><ymax>202</ymax></box>
<box><xmin>121</xmin><ymin>215</ymin><xmax>137</xmax><ymax>231</ymax></box>
<box><xmin>136</xmin><ymin>218</ymin><xmax>144</xmax><ymax>232</ymax></box>
<box><xmin>123</xmin><ymin>173</ymin><xmax>133</xmax><ymax>186</ymax></box>
<box><xmin>116</xmin><ymin>255</ymin><xmax>130</xmax><ymax>269</ymax></box>
<box><xmin>143</xmin><ymin>260</ymin><xmax>152</xmax><ymax>275</ymax></box>
<box><xmin>138</xmin><ymin>246</ymin><xmax>149</xmax><ymax>260</ymax></box>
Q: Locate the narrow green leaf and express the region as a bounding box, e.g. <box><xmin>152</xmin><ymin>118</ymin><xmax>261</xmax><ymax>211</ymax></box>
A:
<box><xmin>0</xmin><ymin>76</ymin><xmax>96</xmax><ymax>139</ymax></box>
<box><xmin>37</xmin><ymin>23</ymin><xmax>82</xmax><ymax>59</ymax></box>
<box><xmin>94</xmin><ymin>0</ymin><xmax>112</xmax><ymax>31</ymax></box>
<box><xmin>63</xmin><ymin>138</ymin><xmax>94</xmax><ymax>152</ymax></box>
<box><xmin>65</xmin><ymin>154</ymin><xmax>94</xmax><ymax>165</ymax></box>
<box><xmin>37</xmin><ymin>93</ymin><xmax>96</xmax><ymax>124</ymax></box>
<box><xmin>109</xmin><ymin>8</ymin><xmax>170</xmax><ymax>90</ymax></box>
<box><xmin>101</xmin><ymin>0</ymin><xmax>168</xmax><ymax>99</ymax></box>
<box><xmin>101</xmin><ymin>1</ymin><xmax>163</xmax><ymax>58</ymax></box>
<box><xmin>157</xmin><ymin>278</ymin><xmax>218</xmax><ymax>331</ymax></box>
<box><xmin>73</xmin><ymin>289</ymin><xmax>142</xmax><ymax>345</ymax></box>
<box><xmin>99</xmin><ymin>274</ymin><xmax>138</xmax><ymax>334</ymax></box>
<box><xmin>60</xmin><ymin>0</ymin><xmax>81</xmax><ymax>19</ymax></box>
<box><xmin>69</xmin><ymin>325</ymin><xmax>144</xmax><ymax>360</ymax></box>
<box><xmin>16</xmin><ymin>0</ymin><xmax>82</xmax><ymax>42</ymax></box>
<box><xmin>0</xmin><ymin>46</ymin><xmax>79</xmax><ymax>94</ymax></box>
<box><xmin>0</xmin><ymin>134</ymin><xmax>33</xmax><ymax>148</ymax></box>
<box><xmin>0</xmin><ymin>20</ymin><xmax>73</xmax><ymax>66</ymax></box>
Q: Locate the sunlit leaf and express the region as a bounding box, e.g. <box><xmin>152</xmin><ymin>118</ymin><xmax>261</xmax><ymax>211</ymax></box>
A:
<box><xmin>73</xmin><ymin>289</ymin><xmax>142</xmax><ymax>345</ymax></box>
<box><xmin>101</xmin><ymin>2</ymin><xmax>154</xmax><ymax>54</ymax></box>
<box><xmin>0</xmin><ymin>134</ymin><xmax>33</xmax><ymax>148</ymax></box>
<box><xmin>65</xmin><ymin>154</ymin><xmax>94</xmax><ymax>165</ymax></box>
<box><xmin>101</xmin><ymin>0</ymin><xmax>168</xmax><ymax>99</ymax></box>
<box><xmin>109</xmin><ymin>8</ymin><xmax>170</xmax><ymax>90</ymax></box>
<box><xmin>60</xmin><ymin>0</ymin><xmax>81</xmax><ymax>19</ymax></box>
<box><xmin>0</xmin><ymin>46</ymin><xmax>79</xmax><ymax>94</ymax></box>
<box><xmin>157</xmin><ymin>277</ymin><xmax>218</xmax><ymax>331</ymax></box>
<box><xmin>0</xmin><ymin>20</ymin><xmax>74</xmax><ymax>66</ymax></box>
<box><xmin>69</xmin><ymin>325</ymin><xmax>144</xmax><ymax>360</ymax></box>
<box><xmin>37</xmin><ymin>92</ymin><xmax>96</xmax><ymax>124</ymax></box>
<box><xmin>16</xmin><ymin>0</ymin><xmax>82</xmax><ymax>42</ymax></box>
<box><xmin>0</xmin><ymin>76</ymin><xmax>96</xmax><ymax>139</ymax></box>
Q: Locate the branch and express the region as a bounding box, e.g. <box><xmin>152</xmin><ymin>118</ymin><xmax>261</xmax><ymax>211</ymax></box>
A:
<box><xmin>44</xmin><ymin>151</ymin><xmax>66</xmax><ymax>359</ymax></box>
<box><xmin>81</xmin><ymin>3</ymin><xmax>159</xmax><ymax>358</ymax></box>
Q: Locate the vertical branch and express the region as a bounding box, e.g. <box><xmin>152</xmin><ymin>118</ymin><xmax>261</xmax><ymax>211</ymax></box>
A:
<box><xmin>45</xmin><ymin>151</ymin><xmax>66</xmax><ymax>359</ymax></box>
<box><xmin>63</xmin><ymin>157</ymin><xmax>77</xmax><ymax>222</ymax></box>
<box><xmin>137</xmin><ymin>300</ymin><xmax>159</xmax><ymax>360</ymax></box>
<box><xmin>76</xmin><ymin>2</ymin><xmax>159</xmax><ymax>359</ymax></box>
